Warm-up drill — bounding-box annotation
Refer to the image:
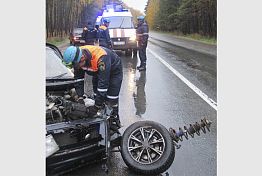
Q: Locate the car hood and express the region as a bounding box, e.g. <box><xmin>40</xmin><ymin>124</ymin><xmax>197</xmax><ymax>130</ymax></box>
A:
<box><xmin>46</xmin><ymin>43</ymin><xmax>84</xmax><ymax>92</ymax></box>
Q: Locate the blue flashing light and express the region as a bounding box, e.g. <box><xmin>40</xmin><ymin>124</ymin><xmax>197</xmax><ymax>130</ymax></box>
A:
<box><xmin>105</xmin><ymin>3</ymin><xmax>124</xmax><ymax>12</ymax></box>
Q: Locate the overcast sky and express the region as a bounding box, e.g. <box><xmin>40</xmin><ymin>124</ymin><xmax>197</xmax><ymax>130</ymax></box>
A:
<box><xmin>122</xmin><ymin>0</ymin><xmax>148</xmax><ymax>14</ymax></box>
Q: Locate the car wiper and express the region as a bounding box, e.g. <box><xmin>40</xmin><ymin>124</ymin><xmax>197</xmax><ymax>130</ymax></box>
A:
<box><xmin>119</xmin><ymin>18</ymin><xmax>125</xmax><ymax>28</ymax></box>
<box><xmin>48</xmin><ymin>73</ymin><xmax>68</xmax><ymax>79</ymax></box>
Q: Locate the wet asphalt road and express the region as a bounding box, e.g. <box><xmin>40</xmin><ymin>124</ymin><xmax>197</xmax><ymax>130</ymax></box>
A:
<box><xmin>60</xmin><ymin>37</ymin><xmax>217</xmax><ymax>176</ymax></box>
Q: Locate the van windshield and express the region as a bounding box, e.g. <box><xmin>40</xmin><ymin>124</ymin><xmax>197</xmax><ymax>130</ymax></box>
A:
<box><xmin>107</xmin><ymin>16</ymin><xmax>134</xmax><ymax>29</ymax></box>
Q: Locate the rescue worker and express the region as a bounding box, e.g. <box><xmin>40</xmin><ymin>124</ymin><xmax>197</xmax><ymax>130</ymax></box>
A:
<box><xmin>63</xmin><ymin>45</ymin><xmax>123</xmax><ymax>129</ymax></box>
<box><xmin>136</xmin><ymin>16</ymin><xmax>149</xmax><ymax>71</ymax></box>
<box><xmin>97</xmin><ymin>18</ymin><xmax>112</xmax><ymax>49</ymax></box>
<box><xmin>82</xmin><ymin>22</ymin><xmax>97</xmax><ymax>45</ymax></box>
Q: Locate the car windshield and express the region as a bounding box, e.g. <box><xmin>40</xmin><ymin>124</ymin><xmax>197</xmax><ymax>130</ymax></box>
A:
<box><xmin>46</xmin><ymin>47</ymin><xmax>74</xmax><ymax>79</ymax></box>
<box><xmin>107</xmin><ymin>16</ymin><xmax>134</xmax><ymax>29</ymax></box>
<box><xmin>73</xmin><ymin>28</ymin><xmax>83</xmax><ymax>35</ymax></box>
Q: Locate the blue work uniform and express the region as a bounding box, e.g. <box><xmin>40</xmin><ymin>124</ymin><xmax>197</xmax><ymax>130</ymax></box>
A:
<box><xmin>136</xmin><ymin>22</ymin><xmax>149</xmax><ymax>67</ymax></box>
<box><xmin>74</xmin><ymin>46</ymin><xmax>122</xmax><ymax>113</ymax></box>
<box><xmin>97</xmin><ymin>25</ymin><xmax>112</xmax><ymax>49</ymax></box>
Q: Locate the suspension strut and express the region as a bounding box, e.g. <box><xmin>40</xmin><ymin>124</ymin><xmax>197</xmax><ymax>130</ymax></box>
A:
<box><xmin>169</xmin><ymin>118</ymin><xmax>212</xmax><ymax>149</ymax></box>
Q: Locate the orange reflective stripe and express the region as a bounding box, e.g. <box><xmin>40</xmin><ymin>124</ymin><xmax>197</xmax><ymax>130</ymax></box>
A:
<box><xmin>99</xmin><ymin>25</ymin><xmax>107</xmax><ymax>30</ymax></box>
<box><xmin>80</xmin><ymin>45</ymin><xmax>107</xmax><ymax>71</ymax></box>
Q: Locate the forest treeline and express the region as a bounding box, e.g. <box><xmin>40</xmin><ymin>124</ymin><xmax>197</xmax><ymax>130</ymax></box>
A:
<box><xmin>46</xmin><ymin>0</ymin><xmax>142</xmax><ymax>39</ymax></box>
<box><xmin>145</xmin><ymin>0</ymin><xmax>216</xmax><ymax>37</ymax></box>
<box><xmin>46</xmin><ymin>0</ymin><xmax>104</xmax><ymax>38</ymax></box>
<box><xmin>46</xmin><ymin>0</ymin><xmax>216</xmax><ymax>38</ymax></box>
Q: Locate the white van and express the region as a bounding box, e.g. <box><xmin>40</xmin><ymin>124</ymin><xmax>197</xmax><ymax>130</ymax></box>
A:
<box><xmin>97</xmin><ymin>5</ymin><xmax>138</xmax><ymax>56</ymax></box>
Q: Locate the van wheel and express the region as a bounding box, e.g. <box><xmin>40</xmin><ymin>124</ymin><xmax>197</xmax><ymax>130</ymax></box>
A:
<box><xmin>121</xmin><ymin>121</ymin><xmax>175</xmax><ymax>175</ymax></box>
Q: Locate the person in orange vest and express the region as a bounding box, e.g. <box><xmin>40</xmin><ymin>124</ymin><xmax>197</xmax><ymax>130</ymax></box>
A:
<box><xmin>63</xmin><ymin>45</ymin><xmax>122</xmax><ymax>129</ymax></box>
<box><xmin>97</xmin><ymin>18</ymin><xmax>112</xmax><ymax>49</ymax></box>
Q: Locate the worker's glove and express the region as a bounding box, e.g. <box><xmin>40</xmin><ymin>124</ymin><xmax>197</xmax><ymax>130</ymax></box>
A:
<box><xmin>83</xmin><ymin>97</ymin><xmax>95</xmax><ymax>107</ymax></box>
<box><xmin>88</xmin><ymin>105</ymin><xmax>101</xmax><ymax>117</ymax></box>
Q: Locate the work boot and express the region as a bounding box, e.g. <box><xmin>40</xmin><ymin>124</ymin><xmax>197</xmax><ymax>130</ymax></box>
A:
<box><xmin>110</xmin><ymin>126</ymin><xmax>120</xmax><ymax>136</ymax></box>
<box><xmin>109</xmin><ymin>115</ymin><xmax>122</xmax><ymax>137</ymax></box>
<box><xmin>111</xmin><ymin>114</ymin><xmax>122</xmax><ymax>129</ymax></box>
<box><xmin>110</xmin><ymin>133</ymin><xmax>122</xmax><ymax>148</ymax></box>
<box><xmin>138</xmin><ymin>65</ymin><xmax>146</xmax><ymax>71</ymax></box>
<box><xmin>136</xmin><ymin>65</ymin><xmax>142</xmax><ymax>69</ymax></box>
<box><xmin>109</xmin><ymin>116</ymin><xmax>121</xmax><ymax>139</ymax></box>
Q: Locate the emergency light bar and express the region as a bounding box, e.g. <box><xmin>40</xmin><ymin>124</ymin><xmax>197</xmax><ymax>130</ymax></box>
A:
<box><xmin>105</xmin><ymin>3</ymin><xmax>128</xmax><ymax>12</ymax></box>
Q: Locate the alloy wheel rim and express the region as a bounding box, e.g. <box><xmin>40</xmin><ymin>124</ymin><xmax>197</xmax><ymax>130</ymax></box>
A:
<box><xmin>127</xmin><ymin>126</ymin><xmax>165</xmax><ymax>164</ymax></box>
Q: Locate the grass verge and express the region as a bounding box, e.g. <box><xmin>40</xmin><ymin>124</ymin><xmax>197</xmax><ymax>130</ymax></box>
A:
<box><xmin>155</xmin><ymin>31</ymin><xmax>216</xmax><ymax>45</ymax></box>
<box><xmin>46</xmin><ymin>37</ymin><xmax>69</xmax><ymax>46</ymax></box>
<box><xmin>183</xmin><ymin>33</ymin><xmax>216</xmax><ymax>45</ymax></box>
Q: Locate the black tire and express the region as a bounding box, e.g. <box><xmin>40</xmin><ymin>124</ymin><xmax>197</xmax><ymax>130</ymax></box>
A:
<box><xmin>125</xmin><ymin>49</ymin><xmax>132</xmax><ymax>56</ymax></box>
<box><xmin>121</xmin><ymin>121</ymin><xmax>175</xmax><ymax>175</ymax></box>
<box><xmin>133</xmin><ymin>49</ymin><xmax>137</xmax><ymax>57</ymax></box>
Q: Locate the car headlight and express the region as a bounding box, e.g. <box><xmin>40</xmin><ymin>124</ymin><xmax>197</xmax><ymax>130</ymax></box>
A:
<box><xmin>46</xmin><ymin>134</ymin><xmax>59</xmax><ymax>158</ymax></box>
<box><xmin>129</xmin><ymin>35</ymin><xmax>136</xmax><ymax>41</ymax></box>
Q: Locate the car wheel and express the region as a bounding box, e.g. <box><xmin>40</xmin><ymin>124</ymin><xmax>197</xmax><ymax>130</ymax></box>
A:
<box><xmin>125</xmin><ymin>49</ymin><xmax>132</xmax><ymax>56</ymax></box>
<box><xmin>121</xmin><ymin>121</ymin><xmax>175</xmax><ymax>175</ymax></box>
<box><xmin>133</xmin><ymin>49</ymin><xmax>137</xmax><ymax>57</ymax></box>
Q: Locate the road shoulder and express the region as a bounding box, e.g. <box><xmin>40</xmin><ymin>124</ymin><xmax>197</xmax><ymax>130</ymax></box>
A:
<box><xmin>149</xmin><ymin>31</ymin><xmax>217</xmax><ymax>57</ymax></box>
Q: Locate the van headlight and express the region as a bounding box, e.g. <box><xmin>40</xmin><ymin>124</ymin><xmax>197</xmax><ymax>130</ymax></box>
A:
<box><xmin>46</xmin><ymin>134</ymin><xmax>59</xmax><ymax>158</ymax></box>
<box><xmin>129</xmin><ymin>35</ymin><xmax>136</xmax><ymax>41</ymax></box>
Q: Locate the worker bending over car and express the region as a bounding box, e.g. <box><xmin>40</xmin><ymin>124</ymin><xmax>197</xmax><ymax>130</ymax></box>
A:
<box><xmin>63</xmin><ymin>45</ymin><xmax>123</xmax><ymax>129</ymax></box>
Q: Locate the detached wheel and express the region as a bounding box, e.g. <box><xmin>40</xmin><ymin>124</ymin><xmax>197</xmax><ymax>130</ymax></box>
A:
<box><xmin>121</xmin><ymin>121</ymin><xmax>175</xmax><ymax>175</ymax></box>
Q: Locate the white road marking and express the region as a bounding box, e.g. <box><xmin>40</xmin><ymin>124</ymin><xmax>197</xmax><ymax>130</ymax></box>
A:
<box><xmin>148</xmin><ymin>48</ymin><xmax>217</xmax><ymax>111</ymax></box>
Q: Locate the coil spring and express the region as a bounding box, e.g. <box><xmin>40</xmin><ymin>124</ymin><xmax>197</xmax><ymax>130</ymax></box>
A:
<box><xmin>169</xmin><ymin>118</ymin><xmax>212</xmax><ymax>144</ymax></box>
